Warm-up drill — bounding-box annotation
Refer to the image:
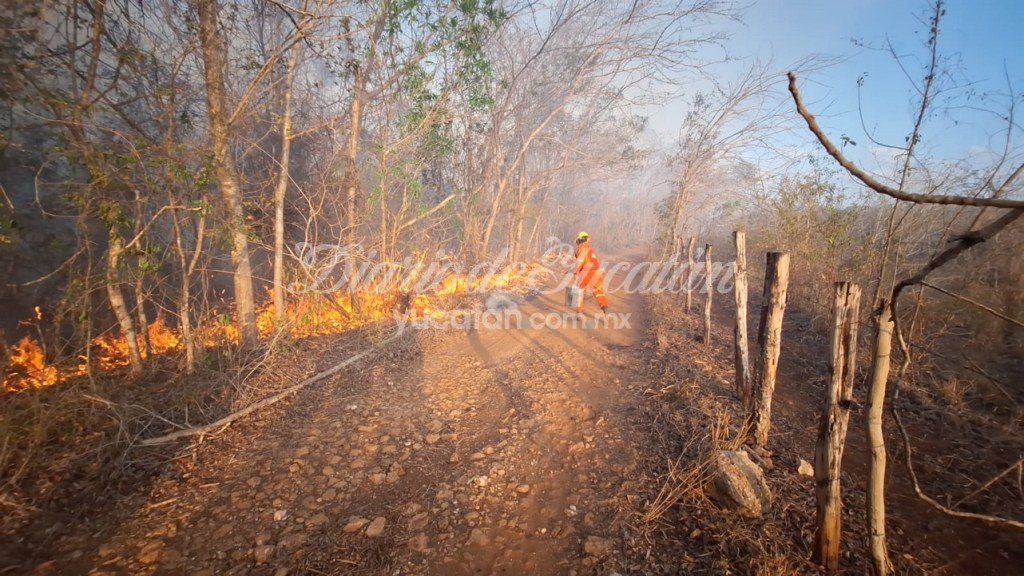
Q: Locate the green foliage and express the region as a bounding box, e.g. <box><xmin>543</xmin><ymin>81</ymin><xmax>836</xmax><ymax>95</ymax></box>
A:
<box><xmin>47</xmin><ymin>236</ymin><xmax>70</xmax><ymax>254</ymax></box>
<box><xmin>369</xmin><ymin>183</ymin><xmax>383</xmax><ymax>204</ymax></box>
<box><xmin>135</xmin><ymin>251</ymin><xmax>160</xmax><ymax>274</ymax></box>
<box><xmin>653</xmin><ymin>191</ymin><xmax>677</xmax><ymax>255</ymax></box>
<box><xmin>0</xmin><ymin>211</ymin><xmax>19</xmax><ymax>244</ymax></box>
<box><xmin>177</xmin><ymin>108</ymin><xmax>193</xmax><ymax>132</ymax></box>
<box><xmin>94</xmin><ymin>198</ymin><xmax>129</xmax><ymax>231</ymax></box>
<box><xmin>398</xmin><ymin>64</ymin><xmax>457</xmax><ymax>157</ymax></box>
<box><xmin>116</xmin><ymin>45</ymin><xmax>143</xmax><ymax>64</ymax></box>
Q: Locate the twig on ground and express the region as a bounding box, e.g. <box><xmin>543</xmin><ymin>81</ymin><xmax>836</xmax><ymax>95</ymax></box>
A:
<box><xmin>920</xmin><ymin>281</ymin><xmax>1024</xmax><ymax>329</ymax></box>
<box><xmin>961</xmin><ymin>354</ymin><xmax>1019</xmax><ymax>409</ymax></box>
<box><xmin>891</xmin><ymin>386</ymin><xmax>1024</xmax><ymax>530</ymax></box>
<box><xmin>950</xmin><ymin>457</ymin><xmax>1024</xmax><ymax>510</ymax></box>
<box><xmin>641</xmin><ymin>455</ymin><xmax>713</xmax><ymax>523</ymax></box>
<box><xmin>146</xmin><ymin>497</ymin><xmax>179</xmax><ymax>510</ymax></box>
<box><xmin>138</xmin><ymin>326</ymin><xmax>405</xmax><ymax>446</ymax></box>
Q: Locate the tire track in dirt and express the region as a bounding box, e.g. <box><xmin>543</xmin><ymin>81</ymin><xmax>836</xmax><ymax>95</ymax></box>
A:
<box><xmin>64</xmin><ymin>254</ymin><xmax>651</xmax><ymax>575</ymax></box>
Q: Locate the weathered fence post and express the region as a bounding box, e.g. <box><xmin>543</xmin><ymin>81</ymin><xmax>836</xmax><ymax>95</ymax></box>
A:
<box><xmin>749</xmin><ymin>251</ymin><xmax>790</xmax><ymax>448</ymax></box>
<box><xmin>733</xmin><ymin>231</ymin><xmax>751</xmax><ymax>406</ymax></box>
<box><xmin>703</xmin><ymin>244</ymin><xmax>713</xmax><ymax>345</ymax></box>
<box><xmin>686</xmin><ymin>236</ymin><xmax>696</xmax><ymax>312</ymax></box>
<box><xmin>866</xmin><ymin>300</ymin><xmax>894</xmax><ymax>576</ymax></box>
<box><xmin>813</xmin><ymin>282</ymin><xmax>861</xmax><ymax>572</ymax></box>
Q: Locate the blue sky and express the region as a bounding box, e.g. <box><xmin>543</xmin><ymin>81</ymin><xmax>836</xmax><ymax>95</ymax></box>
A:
<box><xmin>649</xmin><ymin>0</ymin><xmax>1024</xmax><ymax>174</ymax></box>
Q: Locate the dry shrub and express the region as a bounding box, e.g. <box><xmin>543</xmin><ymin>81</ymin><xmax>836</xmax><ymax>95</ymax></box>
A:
<box><xmin>937</xmin><ymin>376</ymin><xmax>969</xmax><ymax>413</ymax></box>
<box><xmin>643</xmin><ymin>453</ymin><xmax>713</xmax><ymax>524</ymax></box>
<box><xmin>0</xmin><ymin>331</ymin><xmax>326</xmax><ymax>537</ymax></box>
<box><xmin>743</xmin><ymin>177</ymin><xmax>1021</xmax><ymax>411</ymax></box>
<box><xmin>753</xmin><ymin>549</ymin><xmax>802</xmax><ymax>576</ymax></box>
<box><xmin>0</xmin><ymin>378</ymin><xmax>114</xmax><ymax>536</ymax></box>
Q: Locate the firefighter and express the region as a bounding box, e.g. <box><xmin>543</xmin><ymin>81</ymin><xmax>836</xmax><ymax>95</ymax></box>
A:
<box><xmin>573</xmin><ymin>231</ymin><xmax>609</xmax><ymax>314</ymax></box>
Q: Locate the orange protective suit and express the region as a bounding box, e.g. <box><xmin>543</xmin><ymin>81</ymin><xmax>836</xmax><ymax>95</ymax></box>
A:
<box><xmin>574</xmin><ymin>240</ymin><xmax>609</xmax><ymax>312</ymax></box>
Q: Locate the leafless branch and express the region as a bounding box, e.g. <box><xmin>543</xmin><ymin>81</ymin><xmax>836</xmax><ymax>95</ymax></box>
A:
<box><xmin>951</xmin><ymin>457</ymin><xmax>1024</xmax><ymax>509</ymax></box>
<box><xmin>919</xmin><ymin>280</ymin><xmax>1024</xmax><ymax>329</ymax></box>
<box><xmin>0</xmin><ymin>183</ymin><xmax>14</xmax><ymax>211</ymax></box>
<box><xmin>787</xmin><ymin>71</ymin><xmax>1024</xmax><ymax>209</ymax></box>
<box><xmin>398</xmin><ymin>194</ymin><xmax>456</xmax><ymax>232</ymax></box>
<box><xmin>891</xmin><ymin>207</ymin><xmax>1024</xmax><ymax>375</ymax></box>
<box><xmin>5</xmin><ymin>248</ymin><xmax>86</xmax><ymax>287</ymax></box>
<box><xmin>894</xmin><ymin>209</ymin><xmax>1024</xmax><ymax>299</ymax></box>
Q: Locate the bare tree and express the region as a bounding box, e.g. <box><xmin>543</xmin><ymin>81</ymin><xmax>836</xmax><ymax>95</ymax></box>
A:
<box><xmin>191</xmin><ymin>0</ymin><xmax>260</xmax><ymax>347</ymax></box>
<box><xmin>788</xmin><ymin>3</ymin><xmax>1024</xmax><ymax>569</ymax></box>
<box><xmin>273</xmin><ymin>37</ymin><xmax>303</xmax><ymax>325</ymax></box>
<box><xmin>455</xmin><ymin>0</ymin><xmax>738</xmax><ymax>262</ymax></box>
<box><xmin>662</xmin><ymin>62</ymin><xmax>791</xmax><ymax>259</ymax></box>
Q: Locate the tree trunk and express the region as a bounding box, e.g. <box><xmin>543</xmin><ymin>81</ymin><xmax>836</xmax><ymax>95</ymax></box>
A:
<box><xmin>106</xmin><ymin>233</ymin><xmax>144</xmax><ymax>374</ymax></box>
<box><xmin>813</xmin><ymin>282</ymin><xmax>861</xmax><ymax>572</ymax></box>
<box><xmin>703</xmin><ymin>243</ymin><xmax>713</xmax><ymax>345</ymax></box>
<box><xmin>346</xmin><ymin>66</ymin><xmax>364</xmax><ymax>248</ymax></box>
<box><xmin>480</xmin><ymin>180</ymin><xmax>508</xmax><ymax>261</ymax></box>
<box><xmin>749</xmin><ymin>251</ymin><xmax>790</xmax><ymax>448</ymax></box>
<box><xmin>866</xmin><ymin>299</ymin><xmax>894</xmax><ymax>576</ymax></box>
<box><xmin>178</xmin><ymin>288</ymin><xmax>195</xmax><ymax>368</ymax></box>
<box><xmin>733</xmin><ymin>231</ymin><xmax>751</xmax><ymax>406</ymax></box>
<box><xmin>132</xmin><ymin>190</ymin><xmax>152</xmax><ymax>358</ymax></box>
<box><xmin>135</xmin><ymin>277</ymin><xmax>152</xmax><ymax>358</ymax></box>
<box><xmin>525</xmin><ymin>208</ymin><xmax>543</xmax><ymax>258</ymax></box>
<box><xmin>686</xmin><ymin>236</ymin><xmax>696</xmax><ymax>312</ymax></box>
<box><xmin>667</xmin><ymin>184</ymin><xmax>688</xmax><ymax>259</ymax></box>
<box><xmin>273</xmin><ymin>42</ymin><xmax>300</xmax><ymax>326</ymax></box>
<box><xmin>507</xmin><ymin>174</ymin><xmax>524</xmax><ymax>263</ymax></box>
<box><xmin>509</xmin><ymin>208</ymin><xmax>525</xmax><ymax>263</ymax></box>
<box><xmin>380</xmin><ymin>177</ymin><xmax>389</xmax><ymax>264</ymax></box>
<box><xmin>168</xmin><ymin>180</ymin><xmax>205</xmax><ymax>372</ymax></box>
<box><xmin>193</xmin><ymin>0</ymin><xmax>258</xmax><ymax>347</ymax></box>
<box><xmin>345</xmin><ymin>65</ymin><xmax>366</xmax><ymax>314</ymax></box>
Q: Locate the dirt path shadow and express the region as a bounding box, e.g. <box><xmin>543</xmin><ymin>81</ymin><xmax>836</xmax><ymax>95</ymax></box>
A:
<box><xmin>36</xmin><ymin>253</ymin><xmax>658</xmax><ymax>576</ymax></box>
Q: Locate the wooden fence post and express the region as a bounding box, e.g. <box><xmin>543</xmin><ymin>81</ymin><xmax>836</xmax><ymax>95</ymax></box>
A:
<box><xmin>686</xmin><ymin>236</ymin><xmax>696</xmax><ymax>312</ymax></box>
<box><xmin>866</xmin><ymin>300</ymin><xmax>894</xmax><ymax>576</ymax></box>
<box><xmin>704</xmin><ymin>244</ymin><xmax>713</xmax><ymax>345</ymax></box>
<box><xmin>813</xmin><ymin>282</ymin><xmax>861</xmax><ymax>571</ymax></box>
<box><xmin>733</xmin><ymin>231</ymin><xmax>751</xmax><ymax>406</ymax></box>
<box><xmin>749</xmin><ymin>251</ymin><xmax>790</xmax><ymax>448</ymax></box>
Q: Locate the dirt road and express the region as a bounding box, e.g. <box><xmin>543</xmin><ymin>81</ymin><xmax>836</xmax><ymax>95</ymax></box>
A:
<box><xmin>49</xmin><ymin>254</ymin><xmax>654</xmax><ymax>575</ymax></box>
<box><xmin>9</xmin><ymin>247</ymin><xmax>1022</xmax><ymax>575</ymax></box>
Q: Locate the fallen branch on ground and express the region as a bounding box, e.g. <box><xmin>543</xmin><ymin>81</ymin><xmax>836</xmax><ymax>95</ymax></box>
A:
<box><xmin>951</xmin><ymin>457</ymin><xmax>1024</xmax><ymax>510</ymax></box>
<box><xmin>961</xmin><ymin>354</ymin><xmax>1020</xmax><ymax>410</ymax></box>
<box><xmin>891</xmin><ymin>386</ymin><xmax>1024</xmax><ymax>530</ymax></box>
<box><xmin>138</xmin><ymin>326</ymin><xmax>405</xmax><ymax>446</ymax></box>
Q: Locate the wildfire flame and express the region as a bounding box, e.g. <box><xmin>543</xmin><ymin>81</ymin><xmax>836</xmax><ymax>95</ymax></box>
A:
<box><xmin>4</xmin><ymin>337</ymin><xmax>58</xmax><ymax>390</ymax></box>
<box><xmin>2</xmin><ymin>263</ymin><xmax>544</xmax><ymax>392</ymax></box>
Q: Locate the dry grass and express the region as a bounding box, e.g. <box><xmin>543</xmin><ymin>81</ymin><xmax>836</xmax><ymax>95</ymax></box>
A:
<box><xmin>631</xmin><ymin>268</ymin><xmax>1024</xmax><ymax>575</ymax></box>
<box><xmin>621</xmin><ymin>289</ymin><xmax>831</xmax><ymax>575</ymax></box>
<box><xmin>0</xmin><ymin>321</ymin><xmax>401</xmax><ymax>550</ymax></box>
<box><xmin>937</xmin><ymin>376</ymin><xmax>969</xmax><ymax>413</ymax></box>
